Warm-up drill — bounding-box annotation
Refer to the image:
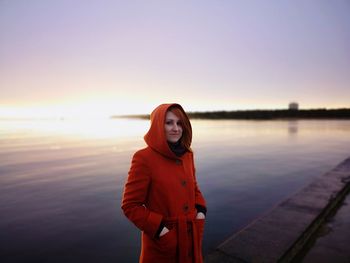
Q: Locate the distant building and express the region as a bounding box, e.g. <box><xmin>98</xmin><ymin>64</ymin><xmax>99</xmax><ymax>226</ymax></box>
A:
<box><xmin>289</xmin><ymin>102</ymin><xmax>299</xmax><ymax>110</ymax></box>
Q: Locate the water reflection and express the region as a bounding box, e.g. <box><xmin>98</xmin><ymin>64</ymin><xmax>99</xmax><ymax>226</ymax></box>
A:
<box><xmin>0</xmin><ymin>119</ymin><xmax>349</xmax><ymax>262</ymax></box>
<box><xmin>0</xmin><ymin>118</ymin><xmax>149</xmax><ymax>139</ymax></box>
<box><xmin>288</xmin><ymin>120</ymin><xmax>298</xmax><ymax>135</ymax></box>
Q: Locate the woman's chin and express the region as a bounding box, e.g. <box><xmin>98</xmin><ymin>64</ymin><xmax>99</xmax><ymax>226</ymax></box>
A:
<box><xmin>168</xmin><ymin>138</ymin><xmax>180</xmax><ymax>143</ymax></box>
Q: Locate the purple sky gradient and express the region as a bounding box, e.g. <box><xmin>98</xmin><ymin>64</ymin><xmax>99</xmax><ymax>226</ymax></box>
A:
<box><xmin>1</xmin><ymin>1</ymin><xmax>349</xmax><ymax>117</ymax></box>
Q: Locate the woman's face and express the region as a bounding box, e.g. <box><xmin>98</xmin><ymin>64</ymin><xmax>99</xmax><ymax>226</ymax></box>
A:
<box><xmin>164</xmin><ymin>110</ymin><xmax>183</xmax><ymax>143</ymax></box>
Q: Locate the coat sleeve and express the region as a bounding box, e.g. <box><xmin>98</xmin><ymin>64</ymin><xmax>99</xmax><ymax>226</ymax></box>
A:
<box><xmin>121</xmin><ymin>151</ymin><xmax>163</xmax><ymax>238</ymax></box>
<box><xmin>192</xmin><ymin>154</ymin><xmax>206</xmax><ymax>209</ymax></box>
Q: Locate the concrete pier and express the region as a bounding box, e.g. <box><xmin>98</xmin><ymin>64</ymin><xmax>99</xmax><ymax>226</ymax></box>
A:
<box><xmin>205</xmin><ymin>157</ymin><xmax>350</xmax><ymax>263</ymax></box>
<box><xmin>300</xmin><ymin>193</ymin><xmax>350</xmax><ymax>262</ymax></box>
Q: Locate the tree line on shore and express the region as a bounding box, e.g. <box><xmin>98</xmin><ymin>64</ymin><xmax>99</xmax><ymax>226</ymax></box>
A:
<box><xmin>113</xmin><ymin>108</ymin><xmax>350</xmax><ymax>120</ymax></box>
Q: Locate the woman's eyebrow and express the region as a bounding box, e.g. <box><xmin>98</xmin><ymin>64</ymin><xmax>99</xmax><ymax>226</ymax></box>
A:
<box><xmin>165</xmin><ymin>118</ymin><xmax>178</xmax><ymax>121</ymax></box>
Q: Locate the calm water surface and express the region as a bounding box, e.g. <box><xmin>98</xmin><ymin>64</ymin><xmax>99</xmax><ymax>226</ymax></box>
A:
<box><xmin>0</xmin><ymin>118</ymin><xmax>349</xmax><ymax>262</ymax></box>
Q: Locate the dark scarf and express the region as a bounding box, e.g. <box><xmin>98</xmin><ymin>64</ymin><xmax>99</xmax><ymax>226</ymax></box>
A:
<box><xmin>168</xmin><ymin>141</ymin><xmax>187</xmax><ymax>157</ymax></box>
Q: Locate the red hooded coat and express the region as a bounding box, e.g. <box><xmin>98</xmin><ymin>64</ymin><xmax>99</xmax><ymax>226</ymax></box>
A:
<box><xmin>121</xmin><ymin>103</ymin><xmax>206</xmax><ymax>263</ymax></box>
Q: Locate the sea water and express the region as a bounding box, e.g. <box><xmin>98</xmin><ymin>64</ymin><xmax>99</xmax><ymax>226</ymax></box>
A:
<box><xmin>0</xmin><ymin>118</ymin><xmax>349</xmax><ymax>262</ymax></box>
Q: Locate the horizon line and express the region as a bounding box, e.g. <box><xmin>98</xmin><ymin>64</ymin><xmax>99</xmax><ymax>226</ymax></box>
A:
<box><xmin>1</xmin><ymin>107</ymin><xmax>350</xmax><ymax>121</ymax></box>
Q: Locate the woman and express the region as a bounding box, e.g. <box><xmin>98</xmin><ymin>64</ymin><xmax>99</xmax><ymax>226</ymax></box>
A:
<box><xmin>121</xmin><ymin>103</ymin><xmax>207</xmax><ymax>263</ymax></box>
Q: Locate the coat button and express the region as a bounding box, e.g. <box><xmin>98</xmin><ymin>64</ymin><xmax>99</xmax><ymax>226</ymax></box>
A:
<box><xmin>187</xmin><ymin>226</ymin><xmax>192</xmax><ymax>234</ymax></box>
<box><xmin>175</xmin><ymin>159</ymin><xmax>182</xmax><ymax>165</ymax></box>
<box><xmin>181</xmin><ymin>180</ymin><xmax>187</xmax><ymax>186</ymax></box>
<box><xmin>183</xmin><ymin>204</ymin><xmax>189</xmax><ymax>212</ymax></box>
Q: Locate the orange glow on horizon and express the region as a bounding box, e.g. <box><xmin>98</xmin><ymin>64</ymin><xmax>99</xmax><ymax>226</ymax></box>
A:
<box><xmin>0</xmin><ymin>100</ymin><xmax>152</xmax><ymax>119</ymax></box>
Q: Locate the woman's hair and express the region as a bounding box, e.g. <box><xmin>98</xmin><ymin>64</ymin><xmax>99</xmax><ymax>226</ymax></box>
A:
<box><xmin>167</xmin><ymin>106</ymin><xmax>192</xmax><ymax>151</ymax></box>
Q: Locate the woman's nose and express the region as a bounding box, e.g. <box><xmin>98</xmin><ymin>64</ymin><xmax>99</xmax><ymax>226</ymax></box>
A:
<box><xmin>172</xmin><ymin>124</ymin><xmax>179</xmax><ymax>131</ymax></box>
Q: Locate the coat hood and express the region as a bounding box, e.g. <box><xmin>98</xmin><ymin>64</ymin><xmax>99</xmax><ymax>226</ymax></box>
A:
<box><xmin>144</xmin><ymin>103</ymin><xmax>192</xmax><ymax>159</ymax></box>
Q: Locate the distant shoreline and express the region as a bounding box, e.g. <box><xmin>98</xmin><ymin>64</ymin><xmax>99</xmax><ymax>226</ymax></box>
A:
<box><xmin>112</xmin><ymin>108</ymin><xmax>350</xmax><ymax>120</ymax></box>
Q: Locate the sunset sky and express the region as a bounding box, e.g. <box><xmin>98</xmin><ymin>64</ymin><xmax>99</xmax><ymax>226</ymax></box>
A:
<box><xmin>1</xmin><ymin>1</ymin><xmax>350</xmax><ymax>118</ymax></box>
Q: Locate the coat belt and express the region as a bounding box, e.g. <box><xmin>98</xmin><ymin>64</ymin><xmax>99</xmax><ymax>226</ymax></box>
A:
<box><xmin>164</xmin><ymin>212</ymin><xmax>200</xmax><ymax>263</ymax></box>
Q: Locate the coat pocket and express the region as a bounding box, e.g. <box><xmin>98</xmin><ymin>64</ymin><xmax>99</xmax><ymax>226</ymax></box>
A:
<box><xmin>156</xmin><ymin>226</ymin><xmax>178</xmax><ymax>256</ymax></box>
<box><xmin>195</xmin><ymin>218</ymin><xmax>205</xmax><ymax>251</ymax></box>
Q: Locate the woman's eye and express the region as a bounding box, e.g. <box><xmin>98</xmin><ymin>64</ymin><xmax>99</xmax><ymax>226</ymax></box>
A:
<box><xmin>165</xmin><ymin>120</ymin><xmax>181</xmax><ymax>125</ymax></box>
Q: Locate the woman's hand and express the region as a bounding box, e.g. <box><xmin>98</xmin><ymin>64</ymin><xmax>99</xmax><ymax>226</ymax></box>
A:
<box><xmin>159</xmin><ymin>226</ymin><xmax>170</xmax><ymax>237</ymax></box>
<box><xmin>196</xmin><ymin>212</ymin><xmax>205</xmax><ymax>219</ymax></box>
